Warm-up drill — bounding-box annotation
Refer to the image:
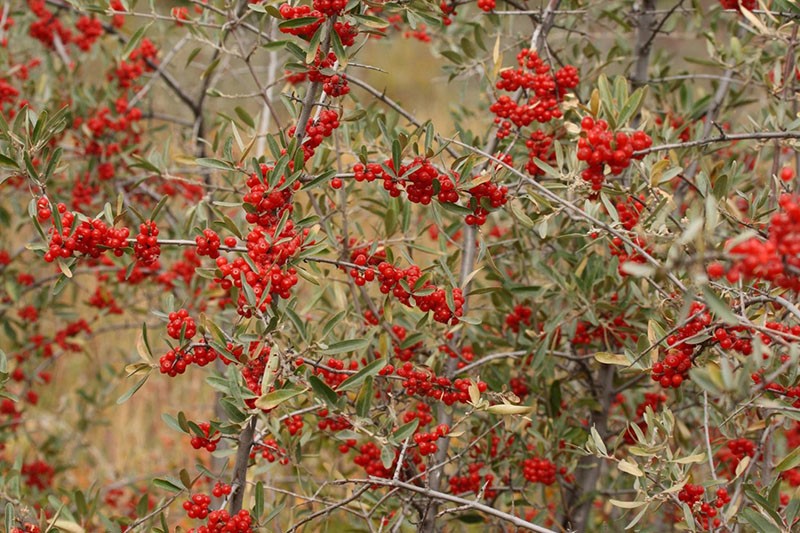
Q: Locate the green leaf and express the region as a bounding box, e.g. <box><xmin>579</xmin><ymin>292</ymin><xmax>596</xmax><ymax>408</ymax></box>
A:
<box><xmin>254</xmin><ymin>387</ymin><xmax>307</xmax><ymax>411</ymax></box>
<box><xmin>179</xmin><ymin>469</ymin><xmax>192</xmax><ymax>490</ymax></box>
<box><xmin>279</xmin><ymin>16</ymin><xmax>322</xmax><ymax>30</ymax></box>
<box><xmin>740</xmin><ymin>508</ymin><xmax>781</xmax><ymax>533</ymax></box>
<box><xmin>122</xmin><ymin>23</ymin><xmax>151</xmax><ymax>61</ymax></box>
<box><xmin>355</xmin><ymin>376</ymin><xmax>373</xmax><ymax>418</ymax></box>
<box><xmin>337</xmin><ymin>358</ymin><xmax>388</xmax><ymax>392</ymax></box>
<box><xmin>618</xmin><ymin>87</ymin><xmax>647</xmax><ymax>127</ymax></box>
<box><xmin>152</xmin><ymin>478</ymin><xmax>183</xmax><ymax>493</ymax></box>
<box><xmin>321</xmin><ymin>338</ymin><xmax>370</xmax><ymax>355</ymax></box>
<box><xmin>701</xmin><ymin>287</ymin><xmax>738</xmax><ymax>325</ymax></box>
<box><xmin>149</xmin><ymin>194</ymin><xmax>169</xmax><ymax>222</ymax></box>
<box><xmin>392</xmin><ymin>138</ymin><xmax>402</xmax><ymax>172</ymax></box>
<box><xmin>351</xmin><ymin>14</ymin><xmax>390</xmax><ymax>29</ymax></box>
<box><xmin>185</xmin><ymin>47</ymin><xmax>202</xmax><ymax>67</ymax></box>
<box><xmin>5</xmin><ymin>503</ymin><xmax>14</xmax><ymax>533</ymax></box>
<box><xmin>331</xmin><ymin>26</ymin><xmax>347</xmax><ymax>67</ymax></box>
<box><xmin>591</xmin><ymin>426</ymin><xmax>608</xmax><ymax>456</ymax></box>
<box><xmin>381</xmin><ymin>445</ymin><xmax>395</xmax><ymax>469</ymax></box>
<box><xmin>161</xmin><ymin>413</ymin><xmax>185</xmax><ymax>434</ymax></box>
<box><xmin>240</xmin><ymin>271</ymin><xmax>257</xmax><ymax>307</ymax></box>
<box><xmin>305</xmin><ymin>23</ymin><xmax>325</xmax><ymax>63</ymax></box>
<box><xmin>776</xmin><ymin>446</ymin><xmax>800</xmax><ymax>472</ymax></box>
<box><xmin>254</xmin><ymin>482</ymin><xmax>265</xmax><ymax>518</ymax></box>
<box><xmin>0</xmin><ymin>153</ymin><xmax>18</xmax><ymax>169</ymax></box>
<box><xmin>196</xmin><ymin>158</ymin><xmax>235</xmax><ymax>171</ymax></box>
<box><xmin>391</xmin><ymin>419</ymin><xmax>419</xmax><ymax>444</ymax></box>
<box><xmin>235</xmin><ymin>106</ymin><xmax>255</xmax><ymax>129</ymax></box>
<box><xmin>321</xmin><ymin>310</ymin><xmax>347</xmax><ymax>339</ymax></box>
<box><xmin>308</xmin><ymin>375</ymin><xmax>341</xmax><ymax>408</ymax></box>
<box><xmin>116</xmin><ymin>373</ymin><xmax>150</xmax><ymax>404</ymax></box>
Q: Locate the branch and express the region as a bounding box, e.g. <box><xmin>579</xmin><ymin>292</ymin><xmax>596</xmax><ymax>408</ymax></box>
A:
<box><xmin>630</xmin><ymin>0</ymin><xmax>657</xmax><ymax>91</ymax></box>
<box><xmin>633</xmin><ymin>130</ymin><xmax>800</xmax><ymax>157</ymax></box>
<box><xmin>339</xmin><ymin>478</ymin><xmax>557</xmax><ymax>533</ymax></box>
<box><xmin>228</xmin><ymin>416</ymin><xmax>257</xmax><ymax>514</ymax></box>
<box><xmin>293</xmin><ymin>17</ymin><xmax>336</xmax><ymax>144</ymax></box>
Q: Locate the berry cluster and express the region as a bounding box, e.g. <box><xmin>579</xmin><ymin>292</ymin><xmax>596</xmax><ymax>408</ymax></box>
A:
<box><xmin>28</xmin><ymin>1</ymin><xmax>104</xmax><ymax>52</ymax></box>
<box><xmin>353</xmin><ymin>159</ymin><xmax>508</xmax><ymax>226</ymax></box>
<box><xmin>313</xmin><ymin>0</ymin><xmax>346</xmax><ymax>16</ymax></box>
<box><xmin>196</xmin><ymin>229</ymin><xmax>222</xmax><ymax>259</ymax></box>
<box><xmin>677</xmin><ymin>485</ymin><xmax>730</xmax><ymax>530</ymax></box>
<box><xmin>183</xmin><ymin>493</ymin><xmax>212</xmax><ymax>519</ymax></box>
<box><xmin>525</xmin><ymin>130</ymin><xmax>557</xmax><ymax>176</ymax></box>
<box><xmin>465</xmin><ymin>181</ymin><xmax>508</xmax><ymax>226</ymax></box>
<box><xmin>393</xmin><ymin>362</ymin><xmax>483</xmax><ymax>405</ymax></box>
<box><xmin>722</xmin><ymin>194</ymin><xmax>800</xmax><ymax>291</ymax></box>
<box><xmin>35</xmin><ymin>197</ymin><xmax>51</xmax><ymax>221</ymax></box>
<box><xmin>188</xmin><ymin>510</ymin><xmax>254</xmax><ymax>533</ymax></box>
<box><xmin>615</xmin><ymin>195</ymin><xmax>646</xmax><ymax>230</ymax></box>
<box><xmin>212</xmin><ymin>482</ymin><xmax>232</xmax><ymax>498</ymax></box>
<box><xmin>22</xmin><ymin>459</ymin><xmax>55</xmax><ymax>490</ymax></box>
<box><xmin>43</xmin><ymin>205</ymin><xmax>130</xmax><ymax>262</ymax></box>
<box><xmin>353</xmin><ymin>158</ymin><xmax>458</xmax><ymax>204</ymax></box>
<box><xmin>251</xmin><ymin>437</ymin><xmax>289</xmax><ymax>464</ymax></box>
<box><xmin>509</xmin><ymin>376</ymin><xmax>530</xmax><ymax>399</ymax></box>
<box><xmin>284</xmin><ymin>414</ymin><xmax>304</xmax><ymax>436</ymax></box>
<box><xmin>571</xmin><ymin>313</ymin><xmax>637</xmax><ymax>349</ymax></box>
<box><xmin>189</xmin><ymin>422</ymin><xmax>220</xmax><ymax>452</ymax></box>
<box><xmin>651</xmin><ymin>348</ymin><xmax>691</xmax><ymax>389</ymax></box>
<box><xmin>393</xmin><ymin>158</ymin><xmax>456</xmax><ymax>204</ymax></box>
<box><xmin>171</xmin><ymin>7</ymin><xmax>189</xmax><ymax>25</ymax></box>
<box><xmin>402</xmin><ymin>402</ymin><xmax>434</xmax><ymax>426</ymax></box>
<box><xmin>353</xmin><ymin>442</ymin><xmax>395</xmax><ymax>479</ymax></box>
<box><xmin>215</xmin><ymin>167</ymin><xmax>308</xmax><ymax>317</ymax></box>
<box><xmin>609</xmin><ymin>235</ymin><xmax>650</xmax><ymax>276</ymax></box>
<box><xmin>239</xmin><ymin>344</ymin><xmax>273</xmax><ymax>406</ymax></box>
<box><xmin>10</xmin><ymin>525</ymin><xmax>40</xmax><ymax>533</ymax></box>
<box><xmin>134</xmin><ymin>221</ymin><xmax>160</xmax><ymax>265</ymax></box>
<box><xmin>712</xmin><ymin>326</ymin><xmax>753</xmax><ymax>354</ymax></box>
<box><xmin>287</xmin><ymin>109</ymin><xmax>341</xmax><ymax>161</ymax></box>
<box><xmin>158</xmin><ymin>344</ymin><xmax>218</xmax><ymax>376</ymax></box>
<box><xmin>377</xmin><ymin>262</ymin><xmax>464</xmax><ymax>324</ymax></box>
<box><xmin>242</xmin><ymin>166</ymin><xmax>295</xmax><ymax>227</ymax></box>
<box><xmin>317</xmin><ymin>409</ymin><xmax>352</xmax><ymax>432</ymax></box>
<box><xmin>650</xmin><ymin>302</ymin><xmax>754</xmax><ymax>389</ymax></box>
<box><xmin>278</xmin><ymin>4</ymin><xmax>324</xmax><ymax>39</ymax></box>
<box><xmin>87</xmin><ymin>287</ymin><xmax>123</xmax><ymax>314</ymax></box>
<box><xmin>110</xmin><ymin>38</ymin><xmax>159</xmax><ymax>89</ymax></box>
<box><xmin>655</xmin><ymin>112</ymin><xmax>692</xmax><ymax>142</ymax></box>
<box><xmin>505</xmin><ymin>304</ymin><xmax>533</xmax><ymax>333</ymax></box>
<box><xmin>314</xmin><ymin>357</ymin><xmax>358</xmax><ymax>389</ymax></box>
<box><xmin>490</xmin><ymin>49</ymin><xmax>579</xmax><ymax>139</ymax></box>
<box><xmin>287</xmin><ymin>52</ymin><xmax>350</xmax><ymax>98</ymax></box>
<box><xmin>413</xmin><ymin>423</ymin><xmax>449</xmax><ymax>456</ymax></box>
<box><xmin>167</xmin><ymin>309</ymin><xmax>197</xmax><ymax>340</ymax></box>
<box><xmin>439</xmin><ymin>1</ymin><xmax>456</xmax><ymax>25</ymax></box>
<box><xmin>390</xmin><ymin>325</ymin><xmax>423</xmax><ymax>362</ymax></box>
<box><xmin>352</xmin><ymin>440</ymin><xmax>426</xmax><ymax>481</ymax></box>
<box><xmin>521</xmin><ymin>457</ymin><xmax>557</xmax><ymax>485</ymax></box>
<box><xmin>477</xmin><ymin>0</ymin><xmax>496</xmax><ymax>11</ymax></box>
<box><xmin>353</xmin><ymin>162</ymin><xmax>383</xmax><ymax>183</ymax></box>
<box><xmin>716</xmin><ymin>438</ymin><xmax>755</xmax><ymax>478</ymax></box>
<box><xmin>449</xmin><ymin>462</ymin><xmax>496</xmax><ymax>498</ymax></box>
<box><xmin>577</xmin><ymin>117</ymin><xmax>652</xmax><ymax>191</ymax></box>
<box><xmin>347</xmin><ymin>252</ymin><xmax>377</xmax><ymax>286</ymax></box>
<box><xmin>719</xmin><ymin>0</ymin><xmax>756</xmax><ymax>11</ymax></box>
